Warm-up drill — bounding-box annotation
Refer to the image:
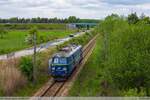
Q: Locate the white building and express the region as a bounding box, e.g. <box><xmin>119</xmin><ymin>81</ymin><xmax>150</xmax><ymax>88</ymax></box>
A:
<box><xmin>66</xmin><ymin>24</ymin><xmax>77</xmax><ymax>29</ymax></box>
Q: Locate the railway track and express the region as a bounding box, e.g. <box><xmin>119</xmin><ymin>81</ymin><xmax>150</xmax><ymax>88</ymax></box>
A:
<box><xmin>34</xmin><ymin>34</ymin><xmax>99</xmax><ymax>97</ymax></box>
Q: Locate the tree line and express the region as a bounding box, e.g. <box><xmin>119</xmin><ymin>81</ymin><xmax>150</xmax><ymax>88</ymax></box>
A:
<box><xmin>96</xmin><ymin>12</ymin><xmax>150</xmax><ymax>96</ymax></box>
<box><xmin>105</xmin><ymin>13</ymin><xmax>150</xmax><ymax>25</ymax></box>
<box><xmin>0</xmin><ymin>16</ymin><xmax>100</xmax><ymax>23</ymax></box>
<box><xmin>127</xmin><ymin>12</ymin><xmax>150</xmax><ymax>24</ymax></box>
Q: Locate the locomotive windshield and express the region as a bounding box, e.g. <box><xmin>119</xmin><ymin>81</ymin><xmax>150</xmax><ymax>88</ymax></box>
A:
<box><xmin>53</xmin><ymin>57</ymin><xmax>67</xmax><ymax>64</ymax></box>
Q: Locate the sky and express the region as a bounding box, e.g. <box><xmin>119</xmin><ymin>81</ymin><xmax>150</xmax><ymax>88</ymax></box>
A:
<box><xmin>0</xmin><ymin>0</ymin><xmax>150</xmax><ymax>19</ymax></box>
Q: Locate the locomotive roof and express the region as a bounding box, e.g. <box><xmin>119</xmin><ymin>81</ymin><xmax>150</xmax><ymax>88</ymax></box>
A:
<box><xmin>54</xmin><ymin>45</ymin><xmax>82</xmax><ymax>58</ymax></box>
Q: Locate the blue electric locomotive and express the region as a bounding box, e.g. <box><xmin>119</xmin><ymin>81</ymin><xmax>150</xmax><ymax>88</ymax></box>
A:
<box><xmin>49</xmin><ymin>45</ymin><xmax>82</xmax><ymax>81</ymax></box>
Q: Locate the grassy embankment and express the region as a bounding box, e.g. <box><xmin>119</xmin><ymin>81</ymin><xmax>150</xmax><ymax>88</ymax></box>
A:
<box><xmin>69</xmin><ymin>34</ymin><xmax>103</xmax><ymax>96</ymax></box>
<box><xmin>70</xmin><ymin>15</ymin><xmax>150</xmax><ymax>96</ymax></box>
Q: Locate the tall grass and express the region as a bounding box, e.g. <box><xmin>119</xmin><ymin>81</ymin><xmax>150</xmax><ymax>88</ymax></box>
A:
<box><xmin>13</xmin><ymin>47</ymin><xmax>57</xmax><ymax>96</ymax></box>
<box><xmin>0</xmin><ymin>47</ymin><xmax>56</xmax><ymax>96</ymax></box>
<box><xmin>0</xmin><ymin>59</ymin><xmax>27</xmax><ymax>96</ymax></box>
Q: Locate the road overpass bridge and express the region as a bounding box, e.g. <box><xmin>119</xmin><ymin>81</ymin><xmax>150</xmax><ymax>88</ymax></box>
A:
<box><xmin>67</xmin><ymin>23</ymin><xmax>98</xmax><ymax>29</ymax></box>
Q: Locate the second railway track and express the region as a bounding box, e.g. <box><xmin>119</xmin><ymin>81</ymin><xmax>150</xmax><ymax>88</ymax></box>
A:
<box><xmin>34</xmin><ymin>34</ymin><xmax>99</xmax><ymax>97</ymax></box>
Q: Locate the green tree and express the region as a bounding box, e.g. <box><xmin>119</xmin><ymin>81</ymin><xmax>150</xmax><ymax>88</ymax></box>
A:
<box><xmin>139</xmin><ymin>17</ymin><xmax>150</xmax><ymax>24</ymax></box>
<box><xmin>10</xmin><ymin>17</ymin><xmax>18</xmax><ymax>23</ymax></box>
<box><xmin>140</xmin><ymin>13</ymin><xmax>145</xmax><ymax>20</ymax></box>
<box><xmin>128</xmin><ymin>12</ymin><xmax>139</xmax><ymax>24</ymax></box>
<box><xmin>68</xmin><ymin>16</ymin><xmax>79</xmax><ymax>23</ymax></box>
<box><xmin>25</xmin><ymin>27</ymin><xmax>38</xmax><ymax>44</ymax></box>
<box><xmin>98</xmin><ymin>15</ymin><xmax>150</xmax><ymax>96</ymax></box>
<box><xmin>105</xmin><ymin>13</ymin><xmax>120</xmax><ymax>20</ymax></box>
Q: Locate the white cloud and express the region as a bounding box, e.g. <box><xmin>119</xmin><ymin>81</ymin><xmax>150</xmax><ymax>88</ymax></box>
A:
<box><xmin>0</xmin><ymin>0</ymin><xmax>150</xmax><ymax>19</ymax></box>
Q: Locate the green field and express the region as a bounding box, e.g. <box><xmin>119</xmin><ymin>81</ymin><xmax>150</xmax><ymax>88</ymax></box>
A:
<box><xmin>0</xmin><ymin>29</ymin><xmax>76</xmax><ymax>54</ymax></box>
<box><xmin>0</xmin><ymin>23</ymin><xmax>67</xmax><ymax>30</ymax></box>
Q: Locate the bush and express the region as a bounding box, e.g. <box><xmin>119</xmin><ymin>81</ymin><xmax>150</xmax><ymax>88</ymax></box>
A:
<box><xmin>20</xmin><ymin>57</ymin><xmax>33</xmax><ymax>81</ymax></box>
<box><xmin>57</xmin><ymin>31</ymin><xmax>95</xmax><ymax>50</ymax></box>
<box><xmin>121</xmin><ymin>88</ymin><xmax>146</xmax><ymax>96</ymax></box>
<box><xmin>97</xmin><ymin>14</ymin><xmax>150</xmax><ymax>96</ymax></box>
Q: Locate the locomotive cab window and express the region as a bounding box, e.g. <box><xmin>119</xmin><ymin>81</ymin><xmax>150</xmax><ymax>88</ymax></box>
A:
<box><xmin>53</xmin><ymin>57</ymin><xmax>67</xmax><ymax>64</ymax></box>
<box><xmin>53</xmin><ymin>58</ymin><xmax>59</xmax><ymax>64</ymax></box>
<box><xmin>59</xmin><ymin>58</ymin><xmax>67</xmax><ymax>64</ymax></box>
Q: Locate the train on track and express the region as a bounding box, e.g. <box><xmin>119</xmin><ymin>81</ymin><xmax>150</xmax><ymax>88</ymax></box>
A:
<box><xmin>49</xmin><ymin>45</ymin><xmax>83</xmax><ymax>81</ymax></box>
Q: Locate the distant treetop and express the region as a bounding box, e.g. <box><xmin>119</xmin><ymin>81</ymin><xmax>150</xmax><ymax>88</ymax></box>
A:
<box><xmin>0</xmin><ymin>16</ymin><xmax>100</xmax><ymax>24</ymax></box>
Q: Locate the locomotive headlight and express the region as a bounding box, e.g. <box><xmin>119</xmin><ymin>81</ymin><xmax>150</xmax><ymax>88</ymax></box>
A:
<box><xmin>52</xmin><ymin>67</ymin><xmax>55</xmax><ymax>70</ymax></box>
<box><xmin>63</xmin><ymin>68</ymin><xmax>67</xmax><ymax>71</ymax></box>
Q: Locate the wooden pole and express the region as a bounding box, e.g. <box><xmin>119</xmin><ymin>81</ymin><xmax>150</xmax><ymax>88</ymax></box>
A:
<box><xmin>33</xmin><ymin>32</ymin><xmax>37</xmax><ymax>84</ymax></box>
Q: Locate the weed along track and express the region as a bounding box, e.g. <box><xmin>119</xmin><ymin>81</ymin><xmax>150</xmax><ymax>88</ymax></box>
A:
<box><xmin>34</xmin><ymin>34</ymin><xmax>99</xmax><ymax>97</ymax></box>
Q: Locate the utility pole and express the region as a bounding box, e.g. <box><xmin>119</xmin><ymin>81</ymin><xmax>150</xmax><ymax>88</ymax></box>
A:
<box><xmin>33</xmin><ymin>31</ymin><xmax>37</xmax><ymax>84</ymax></box>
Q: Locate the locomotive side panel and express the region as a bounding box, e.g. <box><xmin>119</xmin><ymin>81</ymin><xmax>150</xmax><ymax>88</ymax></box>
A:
<box><xmin>49</xmin><ymin>45</ymin><xmax>83</xmax><ymax>81</ymax></box>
